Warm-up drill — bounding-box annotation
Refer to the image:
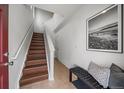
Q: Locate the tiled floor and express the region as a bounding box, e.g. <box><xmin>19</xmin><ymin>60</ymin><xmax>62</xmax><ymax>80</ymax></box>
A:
<box><xmin>21</xmin><ymin>59</ymin><xmax>76</xmax><ymax>89</ymax></box>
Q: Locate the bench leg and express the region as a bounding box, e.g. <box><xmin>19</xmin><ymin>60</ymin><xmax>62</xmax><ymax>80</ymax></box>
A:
<box><xmin>69</xmin><ymin>70</ymin><xmax>72</xmax><ymax>82</ymax></box>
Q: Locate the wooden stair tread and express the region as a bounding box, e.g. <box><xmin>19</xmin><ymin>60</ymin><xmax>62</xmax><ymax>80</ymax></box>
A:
<box><xmin>33</xmin><ymin>33</ymin><xmax>43</xmax><ymax>35</ymax></box>
<box><xmin>30</xmin><ymin>46</ymin><xmax>44</xmax><ymax>48</ymax></box>
<box><xmin>30</xmin><ymin>46</ymin><xmax>45</xmax><ymax>49</ymax></box>
<box><xmin>29</xmin><ymin>48</ymin><xmax>45</xmax><ymax>50</ymax></box>
<box><xmin>33</xmin><ymin>34</ymin><xmax>43</xmax><ymax>37</ymax></box>
<box><xmin>31</xmin><ymin>45</ymin><xmax>44</xmax><ymax>47</ymax></box>
<box><xmin>20</xmin><ymin>73</ymin><xmax>48</xmax><ymax>86</ymax></box>
<box><xmin>21</xmin><ymin>71</ymin><xmax>48</xmax><ymax>80</ymax></box>
<box><xmin>26</xmin><ymin>60</ymin><xmax>47</xmax><ymax>67</ymax></box>
<box><xmin>30</xmin><ymin>45</ymin><xmax>45</xmax><ymax>47</ymax></box>
<box><xmin>27</xmin><ymin>57</ymin><xmax>46</xmax><ymax>60</ymax></box>
<box><xmin>27</xmin><ymin>53</ymin><xmax>45</xmax><ymax>55</ymax></box>
<box><xmin>30</xmin><ymin>48</ymin><xmax>45</xmax><ymax>50</ymax></box>
<box><xmin>31</xmin><ymin>42</ymin><xmax>44</xmax><ymax>44</ymax></box>
<box><xmin>32</xmin><ymin>38</ymin><xmax>43</xmax><ymax>41</ymax></box>
<box><xmin>32</xmin><ymin>39</ymin><xmax>43</xmax><ymax>41</ymax></box>
<box><xmin>27</xmin><ymin>59</ymin><xmax>46</xmax><ymax>62</ymax></box>
<box><xmin>27</xmin><ymin>57</ymin><xmax>46</xmax><ymax>61</ymax></box>
<box><xmin>24</xmin><ymin>64</ymin><xmax>47</xmax><ymax>69</ymax></box>
<box><xmin>23</xmin><ymin>65</ymin><xmax>48</xmax><ymax>75</ymax></box>
<box><xmin>32</xmin><ymin>36</ymin><xmax>43</xmax><ymax>38</ymax></box>
<box><xmin>31</xmin><ymin>43</ymin><xmax>44</xmax><ymax>46</ymax></box>
<box><xmin>32</xmin><ymin>40</ymin><xmax>44</xmax><ymax>42</ymax></box>
<box><xmin>33</xmin><ymin>36</ymin><xmax>43</xmax><ymax>38</ymax></box>
<box><xmin>31</xmin><ymin>42</ymin><xmax>45</xmax><ymax>46</ymax></box>
<box><xmin>25</xmin><ymin>63</ymin><xmax>47</xmax><ymax>69</ymax></box>
<box><xmin>30</xmin><ymin>44</ymin><xmax>45</xmax><ymax>47</ymax></box>
<box><xmin>32</xmin><ymin>36</ymin><xmax>44</xmax><ymax>39</ymax></box>
<box><xmin>30</xmin><ymin>46</ymin><xmax>45</xmax><ymax>47</ymax></box>
<box><xmin>28</xmin><ymin>50</ymin><xmax>45</xmax><ymax>54</ymax></box>
<box><xmin>31</xmin><ymin>41</ymin><xmax>44</xmax><ymax>44</ymax></box>
<box><xmin>33</xmin><ymin>34</ymin><xmax>43</xmax><ymax>36</ymax></box>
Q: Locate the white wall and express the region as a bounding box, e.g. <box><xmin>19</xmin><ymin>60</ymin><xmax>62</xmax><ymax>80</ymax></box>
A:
<box><xmin>31</xmin><ymin>4</ymin><xmax>82</xmax><ymax>19</ymax></box>
<box><xmin>44</xmin><ymin>13</ymin><xmax>64</xmax><ymax>45</ymax></box>
<box><xmin>9</xmin><ymin>4</ymin><xmax>34</xmax><ymax>88</ymax></box>
<box><xmin>9</xmin><ymin>5</ymin><xmax>33</xmax><ymax>57</ymax></box>
<box><xmin>34</xmin><ymin>8</ymin><xmax>53</xmax><ymax>33</ymax></box>
<box><xmin>56</xmin><ymin>4</ymin><xmax>124</xmax><ymax>70</ymax></box>
<box><xmin>45</xmin><ymin>14</ymin><xmax>64</xmax><ymax>33</ymax></box>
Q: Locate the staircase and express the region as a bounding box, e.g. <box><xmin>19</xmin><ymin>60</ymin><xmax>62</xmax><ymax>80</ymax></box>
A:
<box><xmin>20</xmin><ymin>33</ymin><xmax>48</xmax><ymax>87</ymax></box>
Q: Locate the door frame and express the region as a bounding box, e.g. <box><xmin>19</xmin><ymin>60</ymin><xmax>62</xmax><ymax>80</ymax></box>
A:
<box><xmin>0</xmin><ymin>4</ymin><xmax>9</xmax><ymax>89</ymax></box>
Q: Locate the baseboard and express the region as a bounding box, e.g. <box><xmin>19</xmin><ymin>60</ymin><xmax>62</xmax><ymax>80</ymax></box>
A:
<box><xmin>43</xmin><ymin>33</ymin><xmax>50</xmax><ymax>80</ymax></box>
<box><xmin>55</xmin><ymin>58</ymin><xmax>70</xmax><ymax>69</ymax></box>
<box><xmin>16</xmin><ymin>30</ymin><xmax>33</xmax><ymax>89</ymax></box>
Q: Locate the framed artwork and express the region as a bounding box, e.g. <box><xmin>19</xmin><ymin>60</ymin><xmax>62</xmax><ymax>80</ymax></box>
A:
<box><xmin>86</xmin><ymin>4</ymin><xmax>123</xmax><ymax>53</ymax></box>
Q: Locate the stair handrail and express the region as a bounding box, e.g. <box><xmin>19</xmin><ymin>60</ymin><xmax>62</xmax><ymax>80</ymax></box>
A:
<box><xmin>10</xmin><ymin>23</ymin><xmax>34</xmax><ymax>61</ymax></box>
<box><xmin>44</xmin><ymin>30</ymin><xmax>55</xmax><ymax>80</ymax></box>
<box><xmin>44</xmin><ymin>30</ymin><xmax>55</xmax><ymax>52</ymax></box>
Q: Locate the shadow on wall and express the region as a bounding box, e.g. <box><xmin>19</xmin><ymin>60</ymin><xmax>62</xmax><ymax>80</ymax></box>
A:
<box><xmin>34</xmin><ymin>7</ymin><xmax>53</xmax><ymax>33</ymax></box>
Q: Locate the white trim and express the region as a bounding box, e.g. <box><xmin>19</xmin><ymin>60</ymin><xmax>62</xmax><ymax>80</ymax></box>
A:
<box><xmin>45</xmin><ymin>30</ymin><xmax>55</xmax><ymax>52</ymax></box>
<box><xmin>17</xmin><ymin>31</ymin><xmax>33</xmax><ymax>88</ymax></box>
<box><xmin>9</xmin><ymin>22</ymin><xmax>34</xmax><ymax>89</ymax></box>
<box><xmin>57</xmin><ymin>58</ymin><xmax>70</xmax><ymax>69</ymax></box>
<box><xmin>43</xmin><ymin>33</ymin><xmax>50</xmax><ymax>80</ymax></box>
<box><xmin>10</xmin><ymin>22</ymin><xmax>34</xmax><ymax>61</ymax></box>
<box><xmin>49</xmin><ymin>52</ymin><xmax>54</xmax><ymax>80</ymax></box>
<box><xmin>44</xmin><ymin>30</ymin><xmax>55</xmax><ymax>80</ymax></box>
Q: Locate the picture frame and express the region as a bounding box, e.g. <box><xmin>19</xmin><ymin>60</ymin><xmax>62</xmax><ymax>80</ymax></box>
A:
<box><xmin>86</xmin><ymin>4</ymin><xmax>123</xmax><ymax>53</ymax></box>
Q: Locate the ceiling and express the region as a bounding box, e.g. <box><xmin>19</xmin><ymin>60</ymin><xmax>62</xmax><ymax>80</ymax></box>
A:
<box><xmin>30</xmin><ymin>4</ymin><xmax>82</xmax><ymax>18</ymax></box>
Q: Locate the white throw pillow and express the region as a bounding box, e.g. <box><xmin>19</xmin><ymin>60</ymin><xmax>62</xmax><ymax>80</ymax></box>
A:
<box><xmin>88</xmin><ymin>62</ymin><xmax>110</xmax><ymax>88</ymax></box>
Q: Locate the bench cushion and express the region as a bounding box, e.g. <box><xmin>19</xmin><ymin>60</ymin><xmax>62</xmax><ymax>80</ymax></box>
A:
<box><xmin>70</xmin><ymin>67</ymin><xmax>103</xmax><ymax>89</ymax></box>
<box><xmin>109</xmin><ymin>63</ymin><xmax>124</xmax><ymax>89</ymax></box>
<box><xmin>88</xmin><ymin>62</ymin><xmax>110</xmax><ymax>88</ymax></box>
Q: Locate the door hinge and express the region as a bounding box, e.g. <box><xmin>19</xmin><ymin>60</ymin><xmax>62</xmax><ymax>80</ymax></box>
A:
<box><xmin>3</xmin><ymin>52</ymin><xmax>9</xmax><ymax>57</ymax></box>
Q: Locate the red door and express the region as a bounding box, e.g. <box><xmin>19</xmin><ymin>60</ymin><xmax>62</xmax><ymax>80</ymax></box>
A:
<box><xmin>0</xmin><ymin>4</ymin><xmax>8</xmax><ymax>89</ymax></box>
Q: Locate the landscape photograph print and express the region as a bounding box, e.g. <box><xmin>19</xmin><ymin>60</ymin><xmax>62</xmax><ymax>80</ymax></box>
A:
<box><xmin>87</xmin><ymin>4</ymin><xmax>123</xmax><ymax>53</ymax></box>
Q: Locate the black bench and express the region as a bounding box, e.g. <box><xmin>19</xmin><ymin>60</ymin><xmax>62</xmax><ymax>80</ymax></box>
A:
<box><xmin>69</xmin><ymin>66</ymin><xmax>104</xmax><ymax>89</ymax></box>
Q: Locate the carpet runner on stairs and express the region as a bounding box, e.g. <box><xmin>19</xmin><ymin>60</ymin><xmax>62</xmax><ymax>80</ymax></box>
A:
<box><xmin>20</xmin><ymin>32</ymin><xmax>48</xmax><ymax>87</ymax></box>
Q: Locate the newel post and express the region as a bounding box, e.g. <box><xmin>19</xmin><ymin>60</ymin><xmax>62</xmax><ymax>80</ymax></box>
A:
<box><xmin>49</xmin><ymin>51</ymin><xmax>55</xmax><ymax>80</ymax></box>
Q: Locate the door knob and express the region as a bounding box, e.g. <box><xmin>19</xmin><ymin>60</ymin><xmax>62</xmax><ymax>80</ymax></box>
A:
<box><xmin>8</xmin><ymin>61</ymin><xmax>14</xmax><ymax>66</ymax></box>
<box><xmin>0</xmin><ymin>61</ymin><xmax>13</xmax><ymax>66</ymax></box>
